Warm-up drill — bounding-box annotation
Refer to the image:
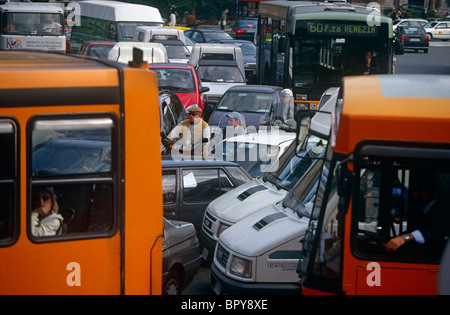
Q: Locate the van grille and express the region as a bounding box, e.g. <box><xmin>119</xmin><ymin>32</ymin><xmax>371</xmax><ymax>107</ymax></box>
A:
<box><xmin>216</xmin><ymin>244</ymin><xmax>229</xmax><ymax>269</ymax></box>
<box><xmin>202</xmin><ymin>211</ymin><xmax>216</xmax><ymax>236</ymax></box>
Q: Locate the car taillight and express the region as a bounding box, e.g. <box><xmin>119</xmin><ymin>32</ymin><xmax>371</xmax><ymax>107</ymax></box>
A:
<box><xmin>425</xmin><ymin>35</ymin><xmax>429</xmax><ymax>42</ymax></box>
<box><xmin>236</xmin><ymin>29</ymin><xmax>245</xmax><ymax>34</ymax></box>
<box><xmin>401</xmin><ymin>36</ymin><xmax>405</xmax><ymax>40</ymax></box>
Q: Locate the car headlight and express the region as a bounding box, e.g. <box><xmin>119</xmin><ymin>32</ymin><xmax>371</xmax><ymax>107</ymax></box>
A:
<box><xmin>217</xmin><ymin>222</ymin><xmax>231</xmax><ymax>238</ymax></box>
<box><xmin>230</xmin><ymin>256</ymin><xmax>252</xmax><ymax>279</ymax></box>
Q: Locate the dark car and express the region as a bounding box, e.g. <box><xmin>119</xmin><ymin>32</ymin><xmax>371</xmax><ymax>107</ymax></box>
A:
<box><xmin>398</xmin><ymin>25</ymin><xmax>429</xmax><ymax>53</ymax></box>
<box><xmin>394</xmin><ymin>27</ymin><xmax>405</xmax><ymax>55</ymax></box>
<box><xmin>207</xmin><ymin>85</ymin><xmax>284</xmax><ymax>130</ymax></box>
<box><xmin>231</xmin><ymin>18</ymin><xmax>257</xmax><ymax>41</ymax></box>
<box><xmin>163</xmin><ymin>218</ymin><xmax>202</xmax><ymax>295</ymax></box>
<box><xmin>161</xmin><ymin>156</ymin><xmax>251</xmax><ymax>238</ymax></box>
<box><xmin>184</xmin><ymin>29</ymin><xmax>233</xmax><ymax>43</ymax></box>
<box><xmin>208</xmin><ymin>39</ymin><xmax>257</xmax><ymax>83</ymax></box>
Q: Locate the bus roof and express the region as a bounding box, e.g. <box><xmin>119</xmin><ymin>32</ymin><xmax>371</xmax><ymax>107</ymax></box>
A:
<box><xmin>0</xmin><ymin>2</ymin><xmax>64</xmax><ymax>13</ymax></box>
<box><xmin>78</xmin><ymin>0</ymin><xmax>164</xmax><ymax>23</ymax></box>
<box><xmin>0</xmin><ymin>51</ymin><xmax>120</xmax><ymax>100</ymax></box>
<box><xmin>259</xmin><ymin>1</ymin><xmax>391</xmax><ymax>29</ymax></box>
<box><xmin>334</xmin><ymin>75</ymin><xmax>450</xmax><ymax>154</ymax></box>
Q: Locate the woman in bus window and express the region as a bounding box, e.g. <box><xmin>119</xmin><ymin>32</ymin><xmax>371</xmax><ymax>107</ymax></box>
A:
<box><xmin>31</xmin><ymin>186</ymin><xmax>64</xmax><ymax>237</ymax></box>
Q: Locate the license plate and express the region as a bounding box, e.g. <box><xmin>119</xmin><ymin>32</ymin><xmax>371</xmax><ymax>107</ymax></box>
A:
<box><xmin>409</xmin><ymin>38</ymin><xmax>420</xmax><ymax>42</ymax></box>
<box><xmin>201</xmin><ymin>247</ymin><xmax>209</xmax><ymax>260</ymax></box>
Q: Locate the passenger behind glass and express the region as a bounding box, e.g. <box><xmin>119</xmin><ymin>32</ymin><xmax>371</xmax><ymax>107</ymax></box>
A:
<box><xmin>31</xmin><ymin>186</ymin><xmax>64</xmax><ymax>237</ymax></box>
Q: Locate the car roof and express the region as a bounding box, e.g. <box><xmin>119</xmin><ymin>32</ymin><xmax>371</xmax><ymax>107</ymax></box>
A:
<box><xmin>161</xmin><ymin>156</ymin><xmax>242</xmax><ymax>168</ymax></box>
<box><xmin>225</xmin><ymin>85</ymin><xmax>283</xmax><ymax>93</ymax></box>
<box><xmin>149</xmin><ymin>62</ymin><xmax>194</xmax><ymax>69</ymax></box>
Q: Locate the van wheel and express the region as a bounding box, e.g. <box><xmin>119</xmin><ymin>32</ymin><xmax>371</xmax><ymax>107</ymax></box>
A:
<box><xmin>163</xmin><ymin>271</ymin><xmax>182</xmax><ymax>295</ymax></box>
<box><xmin>424</xmin><ymin>48</ymin><xmax>428</xmax><ymax>53</ymax></box>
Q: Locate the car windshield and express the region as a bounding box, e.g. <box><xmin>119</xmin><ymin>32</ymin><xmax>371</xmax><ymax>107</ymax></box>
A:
<box><xmin>404</xmin><ymin>26</ymin><xmax>425</xmax><ymax>35</ymax></box>
<box><xmin>264</xmin><ymin>136</ymin><xmax>326</xmax><ymax>191</ymax></box>
<box><xmin>165</xmin><ymin>45</ymin><xmax>190</xmax><ymax>59</ymax></box>
<box><xmin>153</xmin><ymin>68</ymin><xmax>195</xmax><ymax>92</ymax></box>
<box><xmin>88</xmin><ymin>45</ymin><xmax>114</xmax><ymax>59</ymax></box>
<box><xmin>221</xmin><ymin>142</ymin><xmax>280</xmax><ymax>177</ymax></box>
<box><xmin>203</xmin><ymin>31</ymin><xmax>233</xmax><ymax>42</ymax></box>
<box><xmin>1</xmin><ymin>12</ymin><xmax>64</xmax><ymax>36</ymax></box>
<box><xmin>116</xmin><ymin>22</ymin><xmax>163</xmax><ymax>40</ymax></box>
<box><xmin>232</xmin><ymin>41</ymin><xmax>256</xmax><ymax>55</ymax></box>
<box><xmin>197</xmin><ymin>66</ymin><xmax>244</xmax><ymax>83</ymax></box>
<box><xmin>237</xmin><ymin>20</ymin><xmax>257</xmax><ymax>29</ymax></box>
<box><xmin>216</xmin><ymin>91</ymin><xmax>275</xmax><ymax>113</ymax></box>
<box><xmin>424</xmin><ymin>21</ymin><xmax>438</xmax><ymax>28</ymax></box>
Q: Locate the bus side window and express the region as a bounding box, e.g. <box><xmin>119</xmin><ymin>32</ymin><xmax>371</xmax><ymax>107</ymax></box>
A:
<box><xmin>0</xmin><ymin>120</ymin><xmax>17</xmax><ymax>245</ymax></box>
<box><xmin>29</xmin><ymin>116</ymin><xmax>116</xmax><ymax>240</ymax></box>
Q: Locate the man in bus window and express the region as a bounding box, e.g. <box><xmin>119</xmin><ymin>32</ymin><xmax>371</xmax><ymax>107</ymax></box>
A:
<box><xmin>361</xmin><ymin>51</ymin><xmax>380</xmax><ymax>75</ymax></box>
<box><xmin>42</xmin><ymin>15</ymin><xmax>62</xmax><ymax>33</ymax></box>
<box><xmin>385</xmin><ymin>173</ymin><xmax>444</xmax><ymax>255</ymax></box>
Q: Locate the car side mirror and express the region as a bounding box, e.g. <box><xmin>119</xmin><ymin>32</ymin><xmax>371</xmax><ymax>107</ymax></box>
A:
<box><xmin>201</xmin><ymin>87</ymin><xmax>210</xmax><ymax>93</ymax></box>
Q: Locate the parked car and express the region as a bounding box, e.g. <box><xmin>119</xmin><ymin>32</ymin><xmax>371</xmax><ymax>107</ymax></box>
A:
<box><xmin>209</xmin><ymin>39</ymin><xmax>257</xmax><ymax>83</ymax></box>
<box><xmin>161</xmin><ymin>156</ymin><xmax>252</xmax><ymax>238</ymax></box>
<box><xmin>231</xmin><ymin>18</ymin><xmax>257</xmax><ymax>41</ymax></box>
<box><xmin>397</xmin><ymin>25</ymin><xmax>429</xmax><ymax>53</ymax></box>
<box><xmin>393</xmin><ymin>18</ymin><xmax>428</xmax><ymax>31</ymax></box>
<box><xmin>184</xmin><ymin>29</ymin><xmax>233</xmax><ymax>43</ymax></box>
<box><xmin>150</xmin><ymin>63</ymin><xmax>209</xmax><ymax>111</ymax></box>
<box><xmin>77</xmin><ymin>40</ymin><xmax>116</xmax><ymax>59</ymax></box>
<box><xmin>207</xmin><ymin>85</ymin><xmax>283</xmax><ymax>130</ymax></box>
<box><xmin>163</xmin><ymin>218</ymin><xmax>202</xmax><ymax>295</ymax></box>
<box><xmin>424</xmin><ymin>21</ymin><xmax>450</xmax><ymax>40</ymax></box>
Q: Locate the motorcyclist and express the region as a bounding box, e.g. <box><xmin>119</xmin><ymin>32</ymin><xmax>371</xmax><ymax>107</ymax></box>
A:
<box><xmin>260</xmin><ymin>88</ymin><xmax>296</xmax><ymax>131</ymax></box>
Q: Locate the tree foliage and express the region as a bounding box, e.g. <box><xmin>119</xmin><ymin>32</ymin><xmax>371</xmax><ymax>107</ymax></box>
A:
<box><xmin>123</xmin><ymin>0</ymin><xmax>237</xmax><ymax>21</ymax></box>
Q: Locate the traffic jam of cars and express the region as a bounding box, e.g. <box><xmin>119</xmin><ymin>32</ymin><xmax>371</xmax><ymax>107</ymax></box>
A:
<box><xmin>11</xmin><ymin>0</ymin><xmax>448</xmax><ymax>296</ymax></box>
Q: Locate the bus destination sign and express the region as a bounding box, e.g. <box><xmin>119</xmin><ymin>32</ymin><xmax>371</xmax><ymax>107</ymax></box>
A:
<box><xmin>306</xmin><ymin>22</ymin><xmax>378</xmax><ymax>36</ymax></box>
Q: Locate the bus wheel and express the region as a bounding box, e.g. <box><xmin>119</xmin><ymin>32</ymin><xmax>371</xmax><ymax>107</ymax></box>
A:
<box><xmin>163</xmin><ymin>271</ymin><xmax>182</xmax><ymax>295</ymax></box>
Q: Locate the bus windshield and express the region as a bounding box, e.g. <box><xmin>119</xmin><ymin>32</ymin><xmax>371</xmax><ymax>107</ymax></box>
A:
<box><xmin>1</xmin><ymin>12</ymin><xmax>64</xmax><ymax>36</ymax></box>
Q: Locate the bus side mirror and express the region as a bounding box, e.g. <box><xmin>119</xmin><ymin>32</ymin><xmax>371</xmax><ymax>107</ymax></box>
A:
<box><xmin>337</xmin><ymin>162</ymin><xmax>353</xmax><ymax>215</ymax></box>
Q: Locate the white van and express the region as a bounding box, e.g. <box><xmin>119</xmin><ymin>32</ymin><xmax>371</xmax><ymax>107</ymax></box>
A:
<box><xmin>107</xmin><ymin>42</ymin><xmax>168</xmax><ymax>64</ymax></box>
<box><xmin>189</xmin><ymin>43</ymin><xmax>246</xmax><ymax>107</ymax></box>
<box><xmin>200</xmin><ymin>87</ymin><xmax>339</xmax><ymax>264</ymax></box>
<box><xmin>70</xmin><ymin>0</ymin><xmax>164</xmax><ymax>53</ymax></box>
<box><xmin>210</xmin><ymin>89</ymin><xmax>339</xmax><ymax>294</ymax></box>
<box><xmin>133</xmin><ymin>26</ymin><xmax>185</xmax><ymax>44</ymax></box>
<box><xmin>133</xmin><ymin>26</ymin><xmax>190</xmax><ymax>63</ymax></box>
<box><xmin>0</xmin><ymin>2</ymin><xmax>66</xmax><ymax>53</ymax></box>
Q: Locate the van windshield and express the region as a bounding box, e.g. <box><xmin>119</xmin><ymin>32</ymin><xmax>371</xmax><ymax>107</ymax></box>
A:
<box><xmin>1</xmin><ymin>12</ymin><xmax>64</xmax><ymax>36</ymax></box>
<box><xmin>116</xmin><ymin>22</ymin><xmax>163</xmax><ymax>40</ymax></box>
<box><xmin>197</xmin><ymin>66</ymin><xmax>244</xmax><ymax>83</ymax></box>
<box><xmin>153</xmin><ymin>68</ymin><xmax>195</xmax><ymax>92</ymax></box>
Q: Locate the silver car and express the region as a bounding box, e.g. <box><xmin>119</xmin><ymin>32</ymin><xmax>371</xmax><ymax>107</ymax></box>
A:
<box><xmin>163</xmin><ymin>218</ymin><xmax>202</xmax><ymax>295</ymax></box>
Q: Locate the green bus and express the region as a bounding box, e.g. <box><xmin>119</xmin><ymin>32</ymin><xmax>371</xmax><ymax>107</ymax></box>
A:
<box><xmin>256</xmin><ymin>1</ymin><xmax>396</xmax><ymax>111</ymax></box>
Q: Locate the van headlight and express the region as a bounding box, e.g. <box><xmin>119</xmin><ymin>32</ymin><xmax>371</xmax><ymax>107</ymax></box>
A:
<box><xmin>217</xmin><ymin>222</ymin><xmax>231</xmax><ymax>238</ymax></box>
<box><xmin>229</xmin><ymin>256</ymin><xmax>252</xmax><ymax>279</ymax></box>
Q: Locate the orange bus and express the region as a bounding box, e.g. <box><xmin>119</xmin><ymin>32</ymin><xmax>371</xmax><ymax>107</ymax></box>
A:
<box><xmin>0</xmin><ymin>50</ymin><xmax>163</xmax><ymax>294</ymax></box>
<box><xmin>297</xmin><ymin>75</ymin><xmax>450</xmax><ymax>294</ymax></box>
